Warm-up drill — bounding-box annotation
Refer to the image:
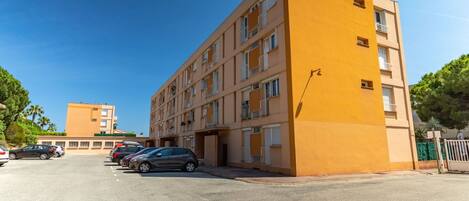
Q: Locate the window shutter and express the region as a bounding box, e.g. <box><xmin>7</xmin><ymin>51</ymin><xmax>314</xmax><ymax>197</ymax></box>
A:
<box><xmin>249</xmin><ymin>89</ymin><xmax>261</xmax><ymax>112</ymax></box>
<box><xmin>247</xmin><ymin>7</ymin><xmax>259</xmax><ymax>32</ymax></box>
<box><xmin>250</xmin><ymin>133</ymin><xmax>261</xmax><ymax>157</ymax></box>
<box><xmin>249</xmin><ymin>46</ymin><xmax>261</xmax><ymax>70</ymax></box>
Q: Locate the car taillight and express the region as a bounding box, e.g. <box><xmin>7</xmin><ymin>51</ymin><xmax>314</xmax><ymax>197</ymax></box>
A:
<box><xmin>113</xmin><ymin>152</ymin><xmax>119</xmax><ymax>159</ymax></box>
<box><xmin>0</xmin><ymin>151</ymin><xmax>5</xmax><ymax>155</ymax></box>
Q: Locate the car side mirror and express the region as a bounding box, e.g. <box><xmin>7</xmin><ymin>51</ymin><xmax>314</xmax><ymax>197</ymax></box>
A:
<box><xmin>156</xmin><ymin>153</ymin><xmax>162</xmax><ymax>157</ymax></box>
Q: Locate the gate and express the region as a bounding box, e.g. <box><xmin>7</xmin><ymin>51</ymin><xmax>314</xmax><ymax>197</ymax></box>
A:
<box><xmin>444</xmin><ymin>140</ymin><xmax>469</xmax><ymax>172</ymax></box>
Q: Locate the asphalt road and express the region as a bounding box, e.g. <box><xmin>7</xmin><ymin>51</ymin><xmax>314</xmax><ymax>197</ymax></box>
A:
<box><xmin>1</xmin><ymin>154</ymin><xmax>469</xmax><ymax>201</ymax></box>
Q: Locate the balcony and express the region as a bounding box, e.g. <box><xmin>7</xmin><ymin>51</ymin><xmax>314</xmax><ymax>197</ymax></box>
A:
<box><xmin>376</xmin><ymin>23</ymin><xmax>387</xmax><ymax>33</ymax></box>
<box><xmin>379</xmin><ymin>62</ymin><xmax>392</xmax><ymax>71</ymax></box>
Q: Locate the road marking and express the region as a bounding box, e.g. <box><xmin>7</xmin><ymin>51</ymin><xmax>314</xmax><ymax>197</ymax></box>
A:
<box><xmin>114</xmin><ymin>174</ymin><xmax>117</xmax><ymax>177</ymax></box>
<box><xmin>116</xmin><ymin>179</ymin><xmax>120</xmax><ymax>182</ymax></box>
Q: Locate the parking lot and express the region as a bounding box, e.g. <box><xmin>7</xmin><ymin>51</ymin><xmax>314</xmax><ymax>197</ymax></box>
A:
<box><xmin>1</xmin><ymin>154</ymin><xmax>469</xmax><ymax>201</ymax></box>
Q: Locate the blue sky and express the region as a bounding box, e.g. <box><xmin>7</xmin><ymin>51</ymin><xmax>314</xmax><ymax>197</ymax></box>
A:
<box><xmin>0</xmin><ymin>1</ymin><xmax>468</xmax><ymax>134</ymax></box>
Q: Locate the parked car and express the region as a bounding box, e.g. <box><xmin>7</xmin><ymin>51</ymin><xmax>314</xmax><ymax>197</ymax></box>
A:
<box><xmin>52</xmin><ymin>145</ymin><xmax>65</xmax><ymax>157</ymax></box>
<box><xmin>121</xmin><ymin>147</ymin><xmax>159</xmax><ymax>167</ymax></box>
<box><xmin>109</xmin><ymin>141</ymin><xmax>142</xmax><ymax>156</ymax></box>
<box><xmin>129</xmin><ymin>147</ymin><xmax>198</xmax><ymax>173</ymax></box>
<box><xmin>9</xmin><ymin>144</ymin><xmax>55</xmax><ymax>160</ymax></box>
<box><xmin>0</xmin><ymin>145</ymin><xmax>9</xmax><ymax>166</ymax></box>
<box><xmin>111</xmin><ymin>146</ymin><xmax>144</xmax><ymax>165</ymax></box>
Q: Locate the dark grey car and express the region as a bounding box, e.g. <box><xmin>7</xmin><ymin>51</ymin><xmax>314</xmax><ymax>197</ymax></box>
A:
<box><xmin>129</xmin><ymin>147</ymin><xmax>198</xmax><ymax>173</ymax></box>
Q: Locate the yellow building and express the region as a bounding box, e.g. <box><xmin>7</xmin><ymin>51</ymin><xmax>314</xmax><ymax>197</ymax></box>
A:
<box><xmin>65</xmin><ymin>103</ymin><xmax>117</xmax><ymax>137</ymax></box>
<box><xmin>149</xmin><ymin>0</ymin><xmax>417</xmax><ymax>176</ymax></box>
<box><xmin>38</xmin><ymin>103</ymin><xmax>148</xmax><ymax>154</ymax></box>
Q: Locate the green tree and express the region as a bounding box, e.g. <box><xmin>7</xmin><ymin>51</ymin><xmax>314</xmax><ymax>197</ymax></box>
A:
<box><xmin>47</xmin><ymin>123</ymin><xmax>57</xmax><ymax>132</ymax></box>
<box><xmin>0</xmin><ymin>66</ymin><xmax>30</xmax><ymax>130</ymax></box>
<box><xmin>37</xmin><ymin>116</ymin><xmax>50</xmax><ymax>130</ymax></box>
<box><xmin>411</xmin><ymin>54</ymin><xmax>469</xmax><ymax>130</ymax></box>
<box><xmin>26</xmin><ymin>105</ymin><xmax>44</xmax><ymax>123</ymax></box>
<box><xmin>5</xmin><ymin>122</ymin><xmax>26</xmax><ymax>146</ymax></box>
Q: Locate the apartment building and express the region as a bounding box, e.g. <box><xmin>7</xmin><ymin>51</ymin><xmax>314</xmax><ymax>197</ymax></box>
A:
<box><xmin>37</xmin><ymin>103</ymin><xmax>148</xmax><ymax>154</ymax></box>
<box><xmin>149</xmin><ymin>0</ymin><xmax>417</xmax><ymax>176</ymax></box>
<box><xmin>65</xmin><ymin>103</ymin><xmax>117</xmax><ymax>136</ymax></box>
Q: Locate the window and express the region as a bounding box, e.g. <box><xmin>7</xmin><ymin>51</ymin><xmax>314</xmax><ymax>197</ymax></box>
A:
<box><xmin>264</xmin><ymin>78</ymin><xmax>280</xmax><ymax>98</ymax></box>
<box><xmin>375</xmin><ymin>10</ymin><xmax>387</xmax><ymax>33</ymax></box>
<box><xmin>158</xmin><ymin>148</ymin><xmax>173</xmax><ymax>157</ymax></box>
<box><xmin>361</xmin><ymin>80</ymin><xmax>373</xmax><ymax>90</ymax></box>
<box><xmin>101</xmin><ymin>109</ymin><xmax>108</xmax><ymax>117</ymax></box>
<box><xmin>241</xmin><ymin>16</ymin><xmax>249</xmax><ymax>42</ymax></box>
<box><xmin>174</xmin><ymin>148</ymin><xmax>189</xmax><ymax>155</ymax></box>
<box><xmin>104</xmin><ymin>141</ymin><xmax>114</xmax><ymax>148</ymax></box>
<box><xmin>241</xmin><ymin>51</ymin><xmax>249</xmax><ymax>80</ymax></box>
<box><xmin>42</xmin><ymin>141</ymin><xmax>52</xmax><ymax>145</ymax></box>
<box><xmin>55</xmin><ymin>141</ymin><xmax>66</xmax><ymax>148</ymax></box>
<box><xmin>378</xmin><ymin>46</ymin><xmax>390</xmax><ymax>70</ymax></box>
<box><xmin>353</xmin><ymin>0</ymin><xmax>365</xmax><ymax>8</ymax></box>
<box><xmin>202</xmin><ymin>50</ymin><xmax>209</xmax><ymax>63</ymax></box>
<box><xmin>80</xmin><ymin>141</ymin><xmax>90</xmax><ymax>148</ymax></box>
<box><xmin>264</xmin><ymin>126</ymin><xmax>281</xmax><ymax>146</ymax></box>
<box><xmin>100</xmin><ymin>120</ymin><xmax>107</xmax><ymax>127</ymax></box>
<box><xmin>357</xmin><ymin>37</ymin><xmax>369</xmax><ymax>47</ymax></box>
<box><xmin>93</xmin><ymin>141</ymin><xmax>102</xmax><ymax>148</ymax></box>
<box><xmin>382</xmin><ymin>87</ymin><xmax>395</xmax><ymax>112</ymax></box>
<box><xmin>69</xmin><ymin>141</ymin><xmax>79</xmax><ymax>148</ymax></box>
<box><xmin>212</xmin><ymin>71</ymin><xmax>219</xmax><ymax>95</ymax></box>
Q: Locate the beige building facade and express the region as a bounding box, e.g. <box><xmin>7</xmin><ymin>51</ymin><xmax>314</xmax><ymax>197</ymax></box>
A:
<box><xmin>149</xmin><ymin>0</ymin><xmax>417</xmax><ymax>176</ymax></box>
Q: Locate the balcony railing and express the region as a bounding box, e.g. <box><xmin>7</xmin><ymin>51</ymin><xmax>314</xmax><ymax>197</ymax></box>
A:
<box><xmin>376</xmin><ymin>23</ymin><xmax>387</xmax><ymax>33</ymax></box>
<box><xmin>379</xmin><ymin>62</ymin><xmax>392</xmax><ymax>71</ymax></box>
<box><xmin>241</xmin><ymin>103</ymin><xmax>251</xmax><ymax>120</ymax></box>
<box><xmin>384</xmin><ymin>104</ymin><xmax>397</xmax><ymax>112</ymax></box>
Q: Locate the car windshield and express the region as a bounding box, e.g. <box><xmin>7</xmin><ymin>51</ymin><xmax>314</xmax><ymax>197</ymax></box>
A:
<box><xmin>147</xmin><ymin>148</ymin><xmax>162</xmax><ymax>156</ymax></box>
<box><xmin>136</xmin><ymin>148</ymin><xmax>157</xmax><ymax>155</ymax></box>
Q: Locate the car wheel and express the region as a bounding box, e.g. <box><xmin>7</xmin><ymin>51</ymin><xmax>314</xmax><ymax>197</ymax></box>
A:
<box><xmin>9</xmin><ymin>153</ymin><xmax>16</xmax><ymax>160</ymax></box>
<box><xmin>0</xmin><ymin>163</ymin><xmax>4</xmax><ymax>167</ymax></box>
<box><xmin>185</xmin><ymin>162</ymin><xmax>196</xmax><ymax>172</ymax></box>
<box><xmin>117</xmin><ymin>159</ymin><xmax>122</xmax><ymax>166</ymax></box>
<box><xmin>39</xmin><ymin>154</ymin><xmax>48</xmax><ymax>160</ymax></box>
<box><xmin>139</xmin><ymin>162</ymin><xmax>151</xmax><ymax>173</ymax></box>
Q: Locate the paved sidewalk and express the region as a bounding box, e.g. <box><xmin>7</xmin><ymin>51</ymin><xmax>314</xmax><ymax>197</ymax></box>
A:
<box><xmin>199</xmin><ymin>165</ymin><xmax>438</xmax><ymax>185</ymax></box>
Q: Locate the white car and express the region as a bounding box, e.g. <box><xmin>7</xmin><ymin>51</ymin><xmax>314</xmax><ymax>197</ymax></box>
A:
<box><xmin>0</xmin><ymin>145</ymin><xmax>9</xmax><ymax>166</ymax></box>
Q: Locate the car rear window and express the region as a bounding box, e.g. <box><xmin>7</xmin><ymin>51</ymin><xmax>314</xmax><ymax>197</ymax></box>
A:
<box><xmin>0</xmin><ymin>146</ymin><xmax>6</xmax><ymax>151</ymax></box>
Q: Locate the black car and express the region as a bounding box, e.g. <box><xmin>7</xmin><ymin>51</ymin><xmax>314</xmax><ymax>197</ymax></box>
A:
<box><xmin>129</xmin><ymin>147</ymin><xmax>198</xmax><ymax>173</ymax></box>
<box><xmin>111</xmin><ymin>146</ymin><xmax>144</xmax><ymax>165</ymax></box>
<box><xmin>9</xmin><ymin>144</ymin><xmax>55</xmax><ymax>160</ymax></box>
<box><xmin>121</xmin><ymin>147</ymin><xmax>159</xmax><ymax>167</ymax></box>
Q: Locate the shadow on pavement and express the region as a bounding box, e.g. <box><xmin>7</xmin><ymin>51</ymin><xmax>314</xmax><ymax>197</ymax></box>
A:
<box><xmin>119</xmin><ymin>169</ymin><xmax>224</xmax><ymax>179</ymax></box>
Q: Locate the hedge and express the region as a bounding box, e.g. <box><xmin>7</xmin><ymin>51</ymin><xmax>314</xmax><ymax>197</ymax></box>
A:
<box><xmin>94</xmin><ymin>133</ymin><xmax>136</xmax><ymax>137</ymax></box>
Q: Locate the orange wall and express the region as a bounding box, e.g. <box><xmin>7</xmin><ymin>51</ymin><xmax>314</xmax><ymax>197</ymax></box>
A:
<box><xmin>65</xmin><ymin>103</ymin><xmax>103</xmax><ymax>137</ymax></box>
<box><xmin>284</xmin><ymin>0</ymin><xmax>390</xmax><ymax>176</ymax></box>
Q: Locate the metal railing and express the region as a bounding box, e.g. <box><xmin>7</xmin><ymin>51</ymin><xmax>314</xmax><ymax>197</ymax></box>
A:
<box><xmin>384</xmin><ymin>104</ymin><xmax>397</xmax><ymax>112</ymax></box>
<box><xmin>241</xmin><ymin>103</ymin><xmax>251</xmax><ymax>120</ymax></box>
<box><xmin>376</xmin><ymin>23</ymin><xmax>387</xmax><ymax>33</ymax></box>
<box><xmin>379</xmin><ymin>62</ymin><xmax>392</xmax><ymax>71</ymax></box>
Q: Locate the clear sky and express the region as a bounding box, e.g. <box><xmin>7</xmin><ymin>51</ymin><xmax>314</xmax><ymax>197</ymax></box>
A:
<box><xmin>0</xmin><ymin>0</ymin><xmax>468</xmax><ymax>134</ymax></box>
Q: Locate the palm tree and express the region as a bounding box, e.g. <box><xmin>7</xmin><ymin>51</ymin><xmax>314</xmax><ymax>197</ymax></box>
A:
<box><xmin>37</xmin><ymin>116</ymin><xmax>51</xmax><ymax>130</ymax></box>
<box><xmin>26</xmin><ymin>105</ymin><xmax>44</xmax><ymax>123</ymax></box>
<box><xmin>47</xmin><ymin>123</ymin><xmax>57</xmax><ymax>132</ymax></box>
